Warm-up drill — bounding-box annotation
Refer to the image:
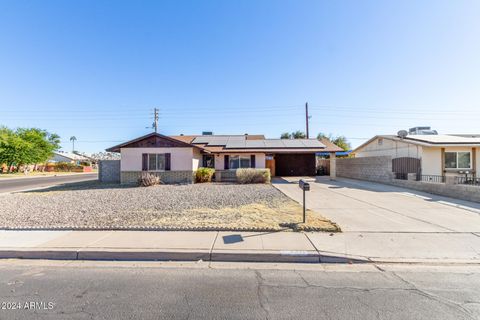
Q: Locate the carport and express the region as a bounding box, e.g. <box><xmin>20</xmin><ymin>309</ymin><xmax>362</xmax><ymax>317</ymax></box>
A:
<box><xmin>274</xmin><ymin>153</ymin><xmax>316</xmax><ymax>176</ymax></box>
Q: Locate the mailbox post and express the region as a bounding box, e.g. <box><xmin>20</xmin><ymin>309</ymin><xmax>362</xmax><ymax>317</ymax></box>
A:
<box><xmin>299</xmin><ymin>179</ymin><xmax>310</xmax><ymax>223</ymax></box>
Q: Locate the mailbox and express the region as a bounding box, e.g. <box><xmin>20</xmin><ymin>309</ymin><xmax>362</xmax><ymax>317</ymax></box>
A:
<box><xmin>299</xmin><ymin>180</ymin><xmax>310</xmax><ymax>191</ymax></box>
<box><xmin>298</xmin><ymin>180</ymin><xmax>310</xmax><ymax>223</ymax></box>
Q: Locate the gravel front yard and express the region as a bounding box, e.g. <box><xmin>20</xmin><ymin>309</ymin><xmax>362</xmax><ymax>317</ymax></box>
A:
<box><xmin>0</xmin><ymin>182</ymin><xmax>339</xmax><ymax>231</ymax></box>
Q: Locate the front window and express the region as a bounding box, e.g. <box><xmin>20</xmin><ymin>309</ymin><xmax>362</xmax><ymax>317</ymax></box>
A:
<box><xmin>229</xmin><ymin>155</ymin><xmax>251</xmax><ymax>169</ymax></box>
<box><xmin>148</xmin><ymin>154</ymin><xmax>166</xmax><ymax>171</ymax></box>
<box><xmin>444</xmin><ymin>152</ymin><xmax>471</xmax><ymax>169</ymax></box>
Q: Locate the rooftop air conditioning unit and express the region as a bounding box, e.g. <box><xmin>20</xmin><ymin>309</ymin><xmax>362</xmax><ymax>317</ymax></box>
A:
<box><xmin>408</xmin><ymin>127</ymin><xmax>438</xmax><ymax>135</ymax></box>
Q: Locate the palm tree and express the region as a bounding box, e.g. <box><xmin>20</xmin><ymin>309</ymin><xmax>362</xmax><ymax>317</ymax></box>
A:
<box><xmin>70</xmin><ymin>136</ymin><xmax>77</xmax><ymax>152</ymax></box>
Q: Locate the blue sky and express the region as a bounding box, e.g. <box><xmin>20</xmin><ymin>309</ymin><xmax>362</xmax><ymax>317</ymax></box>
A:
<box><xmin>1</xmin><ymin>0</ymin><xmax>479</xmax><ymax>153</ymax></box>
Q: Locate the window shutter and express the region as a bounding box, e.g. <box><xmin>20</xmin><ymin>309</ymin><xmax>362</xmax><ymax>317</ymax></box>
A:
<box><xmin>165</xmin><ymin>153</ymin><xmax>171</xmax><ymax>171</ymax></box>
<box><xmin>250</xmin><ymin>155</ymin><xmax>256</xmax><ymax>168</ymax></box>
<box><xmin>224</xmin><ymin>155</ymin><xmax>229</xmax><ymax>170</ymax></box>
<box><xmin>142</xmin><ymin>153</ymin><xmax>148</xmax><ymax>171</ymax></box>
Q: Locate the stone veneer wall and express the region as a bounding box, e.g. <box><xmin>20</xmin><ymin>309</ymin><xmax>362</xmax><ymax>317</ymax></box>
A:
<box><xmin>336</xmin><ymin>156</ymin><xmax>394</xmax><ymax>183</ymax></box>
<box><xmin>121</xmin><ymin>171</ymin><xmax>195</xmax><ymax>184</ymax></box>
<box><xmin>99</xmin><ymin>160</ymin><xmax>121</xmax><ymax>183</ymax></box>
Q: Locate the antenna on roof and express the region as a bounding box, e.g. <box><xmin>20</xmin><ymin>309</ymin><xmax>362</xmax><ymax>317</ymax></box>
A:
<box><xmin>397</xmin><ymin>130</ymin><xmax>408</xmax><ymax>139</ymax></box>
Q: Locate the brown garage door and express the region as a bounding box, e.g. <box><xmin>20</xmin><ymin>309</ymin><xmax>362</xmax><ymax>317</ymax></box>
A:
<box><xmin>275</xmin><ymin>153</ymin><xmax>316</xmax><ymax>176</ymax></box>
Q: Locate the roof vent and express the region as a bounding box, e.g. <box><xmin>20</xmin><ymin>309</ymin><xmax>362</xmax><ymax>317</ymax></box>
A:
<box><xmin>202</xmin><ymin>131</ymin><xmax>213</xmax><ymax>136</ymax></box>
<box><xmin>408</xmin><ymin>126</ymin><xmax>438</xmax><ymax>135</ymax></box>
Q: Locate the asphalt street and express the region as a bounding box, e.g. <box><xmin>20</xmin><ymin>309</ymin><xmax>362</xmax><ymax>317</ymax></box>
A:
<box><xmin>0</xmin><ymin>261</ymin><xmax>478</xmax><ymax>320</ymax></box>
<box><xmin>0</xmin><ymin>173</ymin><xmax>98</xmax><ymax>193</ymax></box>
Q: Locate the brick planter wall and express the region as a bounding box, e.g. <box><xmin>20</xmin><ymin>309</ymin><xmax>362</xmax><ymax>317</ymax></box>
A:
<box><xmin>121</xmin><ymin>171</ymin><xmax>195</xmax><ymax>184</ymax></box>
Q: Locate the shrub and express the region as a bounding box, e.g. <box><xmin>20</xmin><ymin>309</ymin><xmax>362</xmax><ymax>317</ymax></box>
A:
<box><xmin>195</xmin><ymin>167</ymin><xmax>215</xmax><ymax>183</ymax></box>
<box><xmin>138</xmin><ymin>172</ymin><xmax>162</xmax><ymax>187</ymax></box>
<box><xmin>236</xmin><ymin>168</ymin><xmax>271</xmax><ymax>184</ymax></box>
<box><xmin>54</xmin><ymin>162</ymin><xmax>76</xmax><ymax>172</ymax></box>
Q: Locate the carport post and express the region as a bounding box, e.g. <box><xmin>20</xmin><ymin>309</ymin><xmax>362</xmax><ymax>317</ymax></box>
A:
<box><xmin>329</xmin><ymin>152</ymin><xmax>336</xmax><ymax>180</ymax></box>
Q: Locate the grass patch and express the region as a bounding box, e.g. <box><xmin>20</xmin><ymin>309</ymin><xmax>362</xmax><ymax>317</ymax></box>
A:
<box><xmin>144</xmin><ymin>200</ymin><xmax>339</xmax><ymax>232</ymax></box>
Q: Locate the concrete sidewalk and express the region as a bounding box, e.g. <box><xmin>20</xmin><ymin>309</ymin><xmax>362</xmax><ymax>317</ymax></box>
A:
<box><xmin>1</xmin><ymin>230</ymin><xmax>479</xmax><ymax>264</ymax></box>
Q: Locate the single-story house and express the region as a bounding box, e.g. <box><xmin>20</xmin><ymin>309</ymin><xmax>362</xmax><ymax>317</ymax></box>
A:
<box><xmin>48</xmin><ymin>151</ymin><xmax>90</xmax><ymax>165</ymax></box>
<box><xmin>354</xmin><ymin>132</ymin><xmax>480</xmax><ymax>178</ymax></box>
<box><xmin>105</xmin><ymin>132</ymin><xmax>343</xmax><ymax>184</ymax></box>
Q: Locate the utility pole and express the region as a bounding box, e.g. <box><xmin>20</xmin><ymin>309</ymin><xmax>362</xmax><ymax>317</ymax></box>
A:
<box><xmin>305</xmin><ymin>102</ymin><xmax>310</xmax><ymax>139</ymax></box>
<box><xmin>153</xmin><ymin>108</ymin><xmax>159</xmax><ymax>133</ymax></box>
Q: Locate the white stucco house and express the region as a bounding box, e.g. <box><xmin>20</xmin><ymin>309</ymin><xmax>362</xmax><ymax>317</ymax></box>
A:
<box><xmin>354</xmin><ymin>129</ymin><xmax>480</xmax><ymax>178</ymax></box>
<box><xmin>48</xmin><ymin>151</ymin><xmax>90</xmax><ymax>165</ymax></box>
<box><xmin>105</xmin><ymin>132</ymin><xmax>342</xmax><ymax>184</ymax></box>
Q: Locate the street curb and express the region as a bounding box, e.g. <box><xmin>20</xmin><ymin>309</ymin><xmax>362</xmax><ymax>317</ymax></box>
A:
<box><xmin>0</xmin><ymin>249</ymin><xmax>78</xmax><ymax>260</ymax></box>
<box><xmin>2</xmin><ymin>248</ymin><xmax>479</xmax><ymax>265</ymax></box>
<box><xmin>211</xmin><ymin>250</ymin><xmax>320</xmax><ymax>263</ymax></box>
<box><xmin>77</xmin><ymin>249</ymin><xmax>211</xmax><ymax>261</ymax></box>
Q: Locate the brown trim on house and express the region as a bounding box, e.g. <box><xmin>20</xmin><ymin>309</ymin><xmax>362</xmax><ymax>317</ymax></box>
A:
<box><xmin>165</xmin><ymin>153</ymin><xmax>171</xmax><ymax>171</ymax></box>
<box><xmin>142</xmin><ymin>153</ymin><xmax>148</xmax><ymax>171</ymax></box>
<box><xmin>441</xmin><ymin>147</ymin><xmax>445</xmax><ymax>175</ymax></box>
<box><xmin>106</xmin><ymin>132</ymin><xmax>208</xmax><ymax>153</ymax></box>
<box><xmin>224</xmin><ymin>155</ymin><xmax>229</xmax><ymax>170</ymax></box>
<box><xmin>473</xmin><ymin>147</ymin><xmax>477</xmax><ymax>174</ymax></box>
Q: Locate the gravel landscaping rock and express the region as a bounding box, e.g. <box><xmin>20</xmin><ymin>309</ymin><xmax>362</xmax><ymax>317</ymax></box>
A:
<box><xmin>0</xmin><ymin>181</ymin><xmax>339</xmax><ymax>231</ymax></box>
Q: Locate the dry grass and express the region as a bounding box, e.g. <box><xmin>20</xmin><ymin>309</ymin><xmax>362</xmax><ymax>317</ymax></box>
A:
<box><xmin>143</xmin><ymin>200</ymin><xmax>339</xmax><ymax>232</ymax></box>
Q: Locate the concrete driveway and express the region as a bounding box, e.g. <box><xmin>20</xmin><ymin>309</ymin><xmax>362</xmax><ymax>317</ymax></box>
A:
<box><xmin>273</xmin><ymin>176</ymin><xmax>480</xmax><ymax>233</ymax></box>
<box><xmin>273</xmin><ymin>177</ymin><xmax>480</xmax><ymax>263</ymax></box>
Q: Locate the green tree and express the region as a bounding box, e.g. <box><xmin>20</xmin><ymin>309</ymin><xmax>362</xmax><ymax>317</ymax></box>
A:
<box><xmin>291</xmin><ymin>131</ymin><xmax>306</xmax><ymax>139</ymax></box>
<box><xmin>0</xmin><ymin>127</ymin><xmax>31</xmax><ymax>172</ymax></box>
<box><xmin>280</xmin><ymin>131</ymin><xmax>306</xmax><ymax>139</ymax></box>
<box><xmin>332</xmin><ymin>136</ymin><xmax>351</xmax><ymax>151</ymax></box>
<box><xmin>17</xmin><ymin>128</ymin><xmax>61</xmax><ymax>165</ymax></box>
<box><xmin>317</xmin><ymin>132</ymin><xmax>351</xmax><ymax>151</ymax></box>
<box><xmin>0</xmin><ymin>127</ymin><xmax>60</xmax><ymax>173</ymax></box>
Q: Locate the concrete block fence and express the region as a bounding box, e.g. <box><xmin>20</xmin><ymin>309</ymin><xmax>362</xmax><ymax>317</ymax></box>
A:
<box><xmin>98</xmin><ymin>160</ymin><xmax>121</xmax><ymax>183</ymax></box>
<box><xmin>336</xmin><ymin>156</ymin><xmax>394</xmax><ymax>183</ymax></box>
<box><xmin>336</xmin><ymin>156</ymin><xmax>480</xmax><ymax>203</ymax></box>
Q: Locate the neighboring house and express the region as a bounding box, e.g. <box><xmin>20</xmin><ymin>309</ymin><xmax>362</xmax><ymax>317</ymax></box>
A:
<box><xmin>105</xmin><ymin>132</ymin><xmax>342</xmax><ymax>184</ymax></box>
<box><xmin>48</xmin><ymin>151</ymin><xmax>90</xmax><ymax>165</ymax></box>
<box><xmin>354</xmin><ymin>129</ymin><xmax>480</xmax><ymax>178</ymax></box>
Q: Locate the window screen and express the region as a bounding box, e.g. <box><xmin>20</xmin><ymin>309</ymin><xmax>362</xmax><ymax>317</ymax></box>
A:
<box><xmin>148</xmin><ymin>154</ymin><xmax>166</xmax><ymax>171</ymax></box>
